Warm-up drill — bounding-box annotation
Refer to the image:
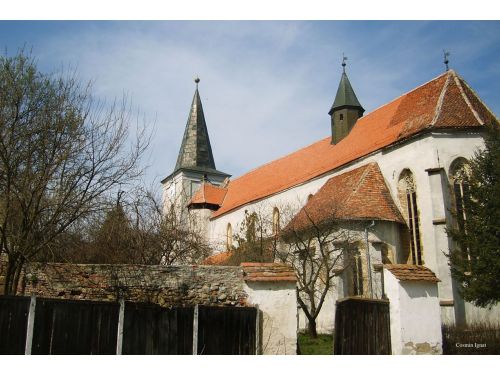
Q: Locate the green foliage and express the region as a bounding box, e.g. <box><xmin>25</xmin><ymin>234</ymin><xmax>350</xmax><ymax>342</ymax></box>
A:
<box><xmin>447</xmin><ymin>124</ymin><xmax>500</xmax><ymax>307</ymax></box>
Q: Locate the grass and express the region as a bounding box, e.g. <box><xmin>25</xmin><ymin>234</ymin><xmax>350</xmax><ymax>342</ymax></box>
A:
<box><xmin>298</xmin><ymin>333</ymin><xmax>333</xmax><ymax>355</ymax></box>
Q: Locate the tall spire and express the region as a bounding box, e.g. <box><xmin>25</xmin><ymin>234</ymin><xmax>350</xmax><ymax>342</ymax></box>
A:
<box><xmin>328</xmin><ymin>57</ymin><xmax>364</xmax><ymax>116</ymax></box>
<box><xmin>329</xmin><ymin>58</ymin><xmax>364</xmax><ymax>144</ymax></box>
<box><xmin>174</xmin><ymin>78</ymin><xmax>219</xmax><ymax>174</ymax></box>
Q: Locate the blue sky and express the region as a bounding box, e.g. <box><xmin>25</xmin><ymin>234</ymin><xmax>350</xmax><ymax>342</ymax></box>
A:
<box><xmin>1</xmin><ymin>21</ymin><xmax>499</xmax><ymax>190</ymax></box>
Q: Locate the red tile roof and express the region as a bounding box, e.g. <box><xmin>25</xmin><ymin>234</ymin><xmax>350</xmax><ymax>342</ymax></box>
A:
<box><xmin>384</xmin><ymin>264</ymin><xmax>440</xmax><ymax>283</ymax></box>
<box><xmin>189</xmin><ymin>183</ymin><xmax>227</xmax><ymax>207</ymax></box>
<box><xmin>241</xmin><ymin>263</ymin><xmax>296</xmax><ymax>282</ymax></box>
<box><xmin>212</xmin><ymin>70</ymin><xmax>497</xmax><ymax>219</ymax></box>
<box><xmin>284</xmin><ymin>163</ymin><xmax>404</xmax><ymax>232</ymax></box>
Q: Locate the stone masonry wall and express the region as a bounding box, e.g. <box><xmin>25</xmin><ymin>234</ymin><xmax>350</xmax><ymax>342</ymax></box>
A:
<box><xmin>18</xmin><ymin>262</ymin><xmax>249</xmax><ymax>308</ymax></box>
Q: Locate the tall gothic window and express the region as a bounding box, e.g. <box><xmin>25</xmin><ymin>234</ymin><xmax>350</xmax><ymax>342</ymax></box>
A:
<box><xmin>346</xmin><ymin>247</ymin><xmax>364</xmax><ymax>296</ymax></box>
<box><xmin>226</xmin><ymin>223</ymin><xmax>233</xmax><ymax>250</ymax></box>
<box><xmin>272</xmin><ymin>207</ymin><xmax>280</xmax><ymax>235</ymax></box>
<box><xmin>398</xmin><ymin>169</ymin><xmax>423</xmax><ymax>265</ymax></box>
<box><xmin>450</xmin><ymin>158</ymin><xmax>471</xmax><ymax>259</ymax></box>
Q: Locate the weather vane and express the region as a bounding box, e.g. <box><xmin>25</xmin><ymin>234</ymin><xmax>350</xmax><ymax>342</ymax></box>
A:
<box><xmin>194</xmin><ymin>76</ymin><xmax>200</xmax><ymax>87</ymax></box>
<box><xmin>443</xmin><ymin>50</ymin><xmax>450</xmax><ymax>71</ymax></box>
<box><xmin>342</xmin><ymin>53</ymin><xmax>348</xmax><ymax>73</ymax></box>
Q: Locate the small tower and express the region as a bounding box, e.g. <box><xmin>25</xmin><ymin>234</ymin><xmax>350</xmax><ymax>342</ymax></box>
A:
<box><xmin>329</xmin><ymin>56</ymin><xmax>364</xmax><ymax>144</ymax></box>
<box><xmin>161</xmin><ymin>78</ymin><xmax>230</xmax><ymax>219</ymax></box>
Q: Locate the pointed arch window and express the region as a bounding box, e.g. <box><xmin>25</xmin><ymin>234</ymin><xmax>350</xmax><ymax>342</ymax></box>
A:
<box><xmin>398</xmin><ymin>170</ymin><xmax>423</xmax><ymax>265</ymax></box>
<box><xmin>226</xmin><ymin>223</ymin><xmax>233</xmax><ymax>250</ymax></box>
<box><xmin>450</xmin><ymin>159</ymin><xmax>471</xmax><ymax>259</ymax></box>
<box><xmin>346</xmin><ymin>246</ymin><xmax>364</xmax><ymax>296</ymax></box>
<box><xmin>272</xmin><ymin>207</ymin><xmax>280</xmax><ymax>235</ymax></box>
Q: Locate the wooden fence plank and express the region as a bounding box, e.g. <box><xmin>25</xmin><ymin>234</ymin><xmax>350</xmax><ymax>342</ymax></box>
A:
<box><xmin>0</xmin><ymin>296</ymin><xmax>31</xmax><ymax>354</ymax></box>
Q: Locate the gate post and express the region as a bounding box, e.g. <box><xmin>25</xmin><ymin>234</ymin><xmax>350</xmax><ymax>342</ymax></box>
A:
<box><xmin>255</xmin><ymin>304</ymin><xmax>260</xmax><ymax>355</ymax></box>
<box><xmin>116</xmin><ymin>298</ymin><xmax>125</xmax><ymax>355</ymax></box>
<box><xmin>192</xmin><ymin>304</ymin><xmax>199</xmax><ymax>355</ymax></box>
<box><xmin>24</xmin><ymin>295</ymin><xmax>36</xmax><ymax>355</ymax></box>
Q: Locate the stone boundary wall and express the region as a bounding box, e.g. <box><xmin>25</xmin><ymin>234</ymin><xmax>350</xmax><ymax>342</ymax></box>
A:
<box><xmin>18</xmin><ymin>262</ymin><xmax>249</xmax><ymax>307</ymax></box>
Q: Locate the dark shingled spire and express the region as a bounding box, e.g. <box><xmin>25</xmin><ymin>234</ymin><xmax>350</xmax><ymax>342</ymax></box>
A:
<box><xmin>173</xmin><ymin>80</ymin><xmax>228</xmax><ymax>178</ymax></box>
<box><xmin>328</xmin><ymin>72</ymin><xmax>364</xmax><ymax>115</ymax></box>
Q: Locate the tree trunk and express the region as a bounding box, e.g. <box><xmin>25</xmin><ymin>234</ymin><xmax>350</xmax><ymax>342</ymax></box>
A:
<box><xmin>3</xmin><ymin>255</ymin><xmax>24</xmax><ymax>295</ymax></box>
<box><xmin>307</xmin><ymin>319</ymin><xmax>318</xmax><ymax>339</ymax></box>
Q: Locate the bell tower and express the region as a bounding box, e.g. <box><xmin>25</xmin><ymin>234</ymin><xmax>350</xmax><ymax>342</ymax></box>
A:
<box><xmin>161</xmin><ymin>77</ymin><xmax>230</xmax><ymax>218</ymax></box>
<box><xmin>329</xmin><ymin>55</ymin><xmax>364</xmax><ymax>144</ymax></box>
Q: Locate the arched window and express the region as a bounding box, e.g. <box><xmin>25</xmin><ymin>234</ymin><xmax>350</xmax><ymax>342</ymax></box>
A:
<box><xmin>346</xmin><ymin>246</ymin><xmax>364</xmax><ymax>296</ymax></box>
<box><xmin>449</xmin><ymin>158</ymin><xmax>471</xmax><ymax>258</ymax></box>
<box><xmin>226</xmin><ymin>223</ymin><xmax>233</xmax><ymax>250</ymax></box>
<box><xmin>398</xmin><ymin>169</ymin><xmax>423</xmax><ymax>265</ymax></box>
<box><xmin>272</xmin><ymin>207</ymin><xmax>280</xmax><ymax>235</ymax></box>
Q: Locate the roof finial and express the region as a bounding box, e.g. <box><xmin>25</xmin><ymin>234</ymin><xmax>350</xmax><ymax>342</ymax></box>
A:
<box><xmin>342</xmin><ymin>53</ymin><xmax>348</xmax><ymax>73</ymax></box>
<box><xmin>443</xmin><ymin>50</ymin><xmax>450</xmax><ymax>72</ymax></box>
<box><xmin>194</xmin><ymin>76</ymin><xmax>200</xmax><ymax>87</ymax></box>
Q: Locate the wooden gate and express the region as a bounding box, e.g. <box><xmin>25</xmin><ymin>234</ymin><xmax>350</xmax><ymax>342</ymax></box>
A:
<box><xmin>197</xmin><ymin>306</ymin><xmax>257</xmax><ymax>355</ymax></box>
<box><xmin>334</xmin><ymin>297</ymin><xmax>391</xmax><ymax>355</ymax></box>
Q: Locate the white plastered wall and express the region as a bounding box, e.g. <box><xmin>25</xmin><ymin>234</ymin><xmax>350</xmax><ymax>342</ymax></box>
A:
<box><xmin>244</xmin><ymin>281</ymin><xmax>297</xmax><ymax>355</ymax></box>
<box><xmin>384</xmin><ymin>269</ymin><xmax>442</xmax><ymax>354</ymax></box>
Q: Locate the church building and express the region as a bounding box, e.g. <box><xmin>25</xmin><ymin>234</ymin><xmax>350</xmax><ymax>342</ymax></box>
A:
<box><xmin>162</xmin><ymin>63</ymin><xmax>499</xmax><ymax>332</ymax></box>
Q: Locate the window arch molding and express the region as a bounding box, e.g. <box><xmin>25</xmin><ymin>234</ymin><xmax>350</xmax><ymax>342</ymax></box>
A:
<box><xmin>448</xmin><ymin>157</ymin><xmax>472</xmax><ymax>259</ymax></box>
<box><xmin>397</xmin><ymin>168</ymin><xmax>423</xmax><ymax>265</ymax></box>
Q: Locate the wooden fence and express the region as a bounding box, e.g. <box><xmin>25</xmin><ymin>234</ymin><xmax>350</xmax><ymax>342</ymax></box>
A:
<box><xmin>0</xmin><ymin>296</ymin><xmax>258</xmax><ymax>355</ymax></box>
<box><xmin>0</xmin><ymin>296</ymin><xmax>30</xmax><ymax>354</ymax></box>
<box><xmin>31</xmin><ymin>298</ymin><xmax>119</xmax><ymax>354</ymax></box>
<box><xmin>334</xmin><ymin>297</ymin><xmax>391</xmax><ymax>355</ymax></box>
<box><xmin>122</xmin><ymin>302</ymin><xmax>193</xmax><ymax>355</ymax></box>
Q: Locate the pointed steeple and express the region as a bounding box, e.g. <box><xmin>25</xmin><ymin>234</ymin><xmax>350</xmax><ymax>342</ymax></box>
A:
<box><xmin>174</xmin><ymin>78</ymin><xmax>227</xmax><ymax>177</ymax></box>
<box><xmin>328</xmin><ymin>71</ymin><xmax>364</xmax><ymax>116</ymax></box>
<box><xmin>329</xmin><ymin>57</ymin><xmax>364</xmax><ymax>144</ymax></box>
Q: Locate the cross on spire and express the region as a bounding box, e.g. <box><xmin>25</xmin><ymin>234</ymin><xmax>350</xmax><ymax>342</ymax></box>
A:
<box><xmin>443</xmin><ymin>50</ymin><xmax>450</xmax><ymax>71</ymax></box>
<box><xmin>342</xmin><ymin>53</ymin><xmax>348</xmax><ymax>73</ymax></box>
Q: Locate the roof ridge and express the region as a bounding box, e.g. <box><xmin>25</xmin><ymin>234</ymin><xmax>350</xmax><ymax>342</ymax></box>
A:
<box><xmin>454</xmin><ymin>72</ymin><xmax>500</xmax><ymax>124</ymax></box>
<box><xmin>452</xmin><ymin>71</ymin><xmax>484</xmax><ymax>125</ymax></box>
<box><xmin>430</xmin><ymin>72</ymin><xmax>452</xmax><ymax>126</ymax></box>
<box><xmin>359</xmin><ymin>70</ymin><xmax>451</xmax><ymax>123</ymax></box>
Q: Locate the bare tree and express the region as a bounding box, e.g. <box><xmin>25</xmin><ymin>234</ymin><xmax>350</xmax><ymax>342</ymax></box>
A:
<box><xmin>225</xmin><ymin>204</ymin><xmax>280</xmax><ymax>265</ymax></box>
<box><xmin>128</xmin><ymin>186</ymin><xmax>213</xmax><ymax>265</ymax></box>
<box><xmin>277</xmin><ymin>202</ymin><xmax>360</xmax><ymax>338</ymax></box>
<box><xmin>37</xmin><ymin>186</ymin><xmax>213</xmax><ymax>266</ymax></box>
<box><xmin>0</xmin><ymin>51</ymin><xmax>149</xmax><ymax>294</ymax></box>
